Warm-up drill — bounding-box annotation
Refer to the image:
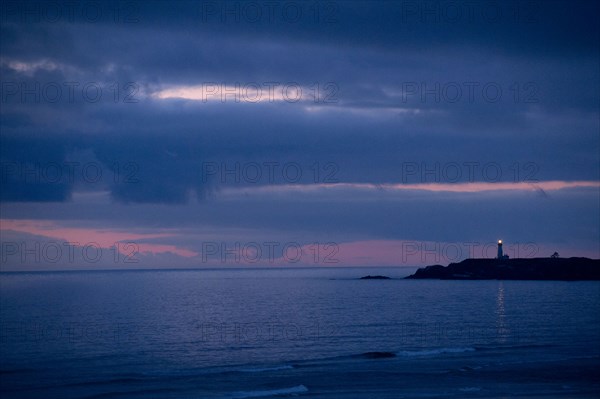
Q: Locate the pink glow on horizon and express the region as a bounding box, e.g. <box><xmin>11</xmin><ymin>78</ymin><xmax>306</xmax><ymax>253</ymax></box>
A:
<box><xmin>0</xmin><ymin>219</ymin><xmax>198</xmax><ymax>258</ymax></box>
<box><xmin>135</xmin><ymin>244</ymin><xmax>198</xmax><ymax>258</ymax></box>
<box><xmin>220</xmin><ymin>180</ymin><xmax>600</xmax><ymax>195</ymax></box>
<box><xmin>2</xmin><ymin>221</ymin><xmax>597</xmax><ymax>267</ymax></box>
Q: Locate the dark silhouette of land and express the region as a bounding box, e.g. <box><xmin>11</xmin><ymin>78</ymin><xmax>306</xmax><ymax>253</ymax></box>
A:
<box><xmin>360</xmin><ymin>275</ymin><xmax>391</xmax><ymax>280</ymax></box>
<box><xmin>405</xmin><ymin>257</ymin><xmax>600</xmax><ymax>280</ymax></box>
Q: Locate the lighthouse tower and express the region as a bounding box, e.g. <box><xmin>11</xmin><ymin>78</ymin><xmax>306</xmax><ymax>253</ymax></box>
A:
<box><xmin>497</xmin><ymin>240</ymin><xmax>503</xmax><ymax>259</ymax></box>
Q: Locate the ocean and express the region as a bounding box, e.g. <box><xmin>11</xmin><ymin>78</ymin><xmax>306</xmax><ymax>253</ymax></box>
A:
<box><xmin>1</xmin><ymin>267</ymin><xmax>599</xmax><ymax>398</ymax></box>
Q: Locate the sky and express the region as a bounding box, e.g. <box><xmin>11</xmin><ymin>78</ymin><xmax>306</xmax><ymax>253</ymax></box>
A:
<box><xmin>0</xmin><ymin>0</ymin><xmax>599</xmax><ymax>270</ymax></box>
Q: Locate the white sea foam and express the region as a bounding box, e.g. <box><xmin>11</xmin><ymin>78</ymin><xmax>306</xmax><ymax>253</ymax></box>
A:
<box><xmin>238</xmin><ymin>365</ymin><xmax>294</xmax><ymax>373</ymax></box>
<box><xmin>231</xmin><ymin>384</ymin><xmax>308</xmax><ymax>398</ymax></box>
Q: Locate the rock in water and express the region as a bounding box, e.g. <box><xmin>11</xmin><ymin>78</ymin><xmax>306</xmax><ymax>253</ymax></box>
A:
<box><xmin>360</xmin><ymin>275</ymin><xmax>391</xmax><ymax>280</ymax></box>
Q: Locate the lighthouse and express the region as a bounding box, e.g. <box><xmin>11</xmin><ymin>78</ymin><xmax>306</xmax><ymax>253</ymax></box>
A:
<box><xmin>497</xmin><ymin>240</ymin><xmax>509</xmax><ymax>259</ymax></box>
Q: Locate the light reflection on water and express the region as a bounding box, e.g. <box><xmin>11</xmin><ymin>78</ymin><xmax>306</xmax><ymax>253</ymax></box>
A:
<box><xmin>496</xmin><ymin>281</ymin><xmax>509</xmax><ymax>343</ymax></box>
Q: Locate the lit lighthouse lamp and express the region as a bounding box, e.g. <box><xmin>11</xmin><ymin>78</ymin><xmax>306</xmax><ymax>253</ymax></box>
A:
<box><xmin>497</xmin><ymin>240</ymin><xmax>509</xmax><ymax>259</ymax></box>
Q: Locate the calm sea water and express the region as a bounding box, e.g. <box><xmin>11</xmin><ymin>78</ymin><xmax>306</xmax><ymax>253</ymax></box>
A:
<box><xmin>1</xmin><ymin>267</ymin><xmax>599</xmax><ymax>398</ymax></box>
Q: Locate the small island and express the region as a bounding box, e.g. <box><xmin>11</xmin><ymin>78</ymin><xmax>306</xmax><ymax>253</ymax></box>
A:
<box><xmin>405</xmin><ymin>257</ymin><xmax>600</xmax><ymax>281</ymax></box>
<box><xmin>360</xmin><ymin>275</ymin><xmax>391</xmax><ymax>280</ymax></box>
